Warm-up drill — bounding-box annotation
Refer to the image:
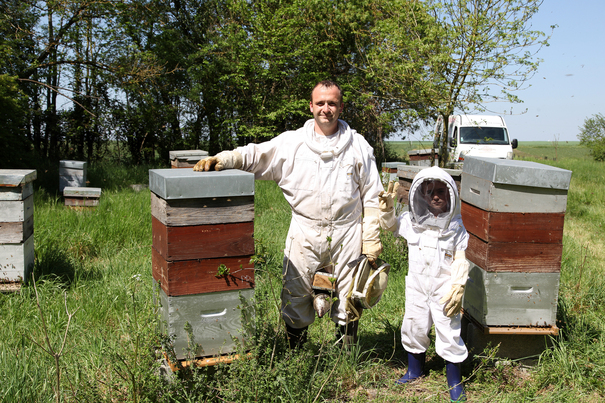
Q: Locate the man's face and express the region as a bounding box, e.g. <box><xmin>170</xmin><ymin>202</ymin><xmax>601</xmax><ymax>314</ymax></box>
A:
<box><xmin>420</xmin><ymin>180</ymin><xmax>450</xmax><ymax>216</ymax></box>
<box><xmin>309</xmin><ymin>85</ymin><xmax>343</xmax><ymax>134</ymax></box>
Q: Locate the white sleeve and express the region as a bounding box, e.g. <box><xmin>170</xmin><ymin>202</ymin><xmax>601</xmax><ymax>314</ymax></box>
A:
<box><xmin>235</xmin><ymin>132</ymin><xmax>292</xmax><ymax>182</ymax></box>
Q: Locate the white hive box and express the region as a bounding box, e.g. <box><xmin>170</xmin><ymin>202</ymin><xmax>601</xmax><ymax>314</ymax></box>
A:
<box><xmin>155</xmin><ymin>280</ymin><xmax>254</xmax><ymax>360</ymax></box>
<box><xmin>63</xmin><ymin>186</ymin><xmax>102</xmax><ymax>207</ymax></box>
<box><xmin>169</xmin><ymin>150</ymin><xmax>209</xmax><ymax>168</ymax></box>
<box><xmin>0</xmin><ymin>236</ymin><xmax>35</xmax><ymax>283</ymax></box>
<box><xmin>0</xmin><ymin>170</ymin><xmax>37</xmax><ymax>283</ymax></box>
<box><xmin>463</xmin><ymin>262</ymin><xmax>559</xmax><ymax>327</ymax></box>
<box><xmin>59</xmin><ymin>160</ymin><xmax>87</xmax><ymax>191</ymax></box>
<box><xmin>461</xmin><ymin>156</ymin><xmax>572</xmax><ymax>213</ymax></box>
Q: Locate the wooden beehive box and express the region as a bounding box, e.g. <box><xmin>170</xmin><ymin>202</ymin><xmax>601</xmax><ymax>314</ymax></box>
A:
<box><xmin>0</xmin><ymin>169</ymin><xmax>36</xmax><ymax>284</ymax></box>
<box><xmin>155</xmin><ymin>280</ymin><xmax>254</xmax><ymax>360</ymax></box>
<box><xmin>59</xmin><ymin>160</ymin><xmax>87</xmax><ymax>191</ymax></box>
<box><xmin>463</xmin><ymin>262</ymin><xmax>559</xmax><ymax>327</ymax></box>
<box><xmin>460</xmin><ymin>156</ymin><xmax>572</xmax><ymax>273</ymax></box>
<box><xmin>407</xmin><ymin>149</ymin><xmax>438</xmax><ymax>166</ymax></box>
<box><xmin>149</xmin><ymin>169</ymin><xmax>255</xmax><ymax>297</ymax></box>
<box><xmin>169</xmin><ymin>150</ymin><xmax>209</xmax><ymax>168</ymax></box>
<box><xmin>64</xmin><ymin>187</ymin><xmax>102</xmax><ymax>207</ymax></box>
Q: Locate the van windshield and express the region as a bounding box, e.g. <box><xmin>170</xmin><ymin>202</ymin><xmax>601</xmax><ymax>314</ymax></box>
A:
<box><xmin>459</xmin><ymin>127</ymin><xmax>509</xmax><ymax>145</ymax></box>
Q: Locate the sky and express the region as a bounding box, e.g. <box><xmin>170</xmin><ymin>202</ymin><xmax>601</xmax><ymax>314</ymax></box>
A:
<box><xmin>403</xmin><ymin>0</ymin><xmax>605</xmax><ymax>143</ymax></box>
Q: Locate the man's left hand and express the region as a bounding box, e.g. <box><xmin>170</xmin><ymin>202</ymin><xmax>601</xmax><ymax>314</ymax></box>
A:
<box><xmin>362</xmin><ymin>240</ymin><xmax>382</xmax><ymax>268</ymax></box>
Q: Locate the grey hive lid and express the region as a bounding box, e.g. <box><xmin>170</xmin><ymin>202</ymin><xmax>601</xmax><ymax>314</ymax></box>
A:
<box><xmin>60</xmin><ymin>160</ymin><xmax>87</xmax><ymax>169</ymax></box>
<box><xmin>0</xmin><ymin>169</ymin><xmax>37</xmax><ymax>186</ymax></box>
<box><xmin>63</xmin><ymin>187</ymin><xmax>102</xmax><ymax>197</ymax></box>
<box><xmin>149</xmin><ymin>169</ymin><xmax>254</xmax><ymax>200</ymax></box>
<box><xmin>462</xmin><ymin>156</ymin><xmax>572</xmax><ymax>190</ymax></box>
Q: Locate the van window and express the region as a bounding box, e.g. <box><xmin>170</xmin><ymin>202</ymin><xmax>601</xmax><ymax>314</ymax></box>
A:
<box><xmin>459</xmin><ymin>127</ymin><xmax>509</xmax><ymax>145</ymax></box>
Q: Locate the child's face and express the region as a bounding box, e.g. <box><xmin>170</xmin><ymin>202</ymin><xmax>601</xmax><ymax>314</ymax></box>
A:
<box><xmin>420</xmin><ymin>180</ymin><xmax>450</xmax><ymax>216</ymax></box>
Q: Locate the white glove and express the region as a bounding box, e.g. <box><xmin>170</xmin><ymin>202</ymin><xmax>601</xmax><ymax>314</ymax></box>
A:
<box><xmin>193</xmin><ymin>150</ymin><xmax>243</xmax><ymax>171</ymax></box>
<box><xmin>378</xmin><ymin>181</ymin><xmax>399</xmax><ymax>232</ymax></box>
<box><xmin>440</xmin><ymin>284</ymin><xmax>465</xmax><ymax>317</ymax></box>
<box><xmin>362</xmin><ymin>207</ymin><xmax>382</xmax><ymax>265</ymax></box>
<box><xmin>439</xmin><ymin>250</ymin><xmax>470</xmax><ymax>317</ymax></box>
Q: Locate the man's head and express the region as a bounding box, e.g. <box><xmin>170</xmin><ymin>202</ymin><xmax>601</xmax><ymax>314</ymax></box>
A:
<box><xmin>420</xmin><ymin>179</ymin><xmax>450</xmax><ymax>216</ymax></box>
<box><xmin>309</xmin><ymin>80</ymin><xmax>344</xmax><ymax>136</ymax></box>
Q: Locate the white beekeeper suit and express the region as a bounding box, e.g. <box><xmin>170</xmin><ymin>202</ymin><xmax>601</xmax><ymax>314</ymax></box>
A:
<box><xmin>235</xmin><ymin>119</ymin><xmax>383</xmax><ymax>328</ymax></box>
<box><xmin>382</xmin><ymin>166</ymin><xmax>469</xmax><ymax>363</ymax></box>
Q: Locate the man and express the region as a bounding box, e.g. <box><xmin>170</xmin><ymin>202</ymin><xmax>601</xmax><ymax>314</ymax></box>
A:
<box><xmin>194</xmin><ymin>80</ymin><xmax>384</xmax><ymax>347</ymax></box>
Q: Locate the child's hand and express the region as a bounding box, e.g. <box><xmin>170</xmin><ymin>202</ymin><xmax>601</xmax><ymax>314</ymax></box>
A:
<box><xmin>439</xmin><ymin>284</ymin><xmax>465</xmax><ymax>317</ymax></box>
<box><xmin>378</xmin><ymin>181</ymin><xmax>400</xmax><ymax>212</ymax></box>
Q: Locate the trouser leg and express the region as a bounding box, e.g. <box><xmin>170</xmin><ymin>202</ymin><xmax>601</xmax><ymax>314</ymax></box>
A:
<box><xmin>285</xmin><ymin>324</ymin><xmax>308</xmax><ymax>349</ymax></box>
<box><xmin>336</xmin><ymin>320</ymin><xmax>359</xmax><ymax>346</ymax></box>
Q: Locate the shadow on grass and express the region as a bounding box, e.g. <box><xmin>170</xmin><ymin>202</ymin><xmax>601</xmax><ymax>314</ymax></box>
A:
<box><xmin>33</xmin><ymin>244</ymin><xmax>76</xmax><ymax>284</ymax></box>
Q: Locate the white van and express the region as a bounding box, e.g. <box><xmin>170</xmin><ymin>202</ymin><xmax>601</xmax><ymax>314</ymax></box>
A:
<box><xmin>434</xmin><ymin>115</ymin><xmax>518</xmax><ymax>168</ymax></box>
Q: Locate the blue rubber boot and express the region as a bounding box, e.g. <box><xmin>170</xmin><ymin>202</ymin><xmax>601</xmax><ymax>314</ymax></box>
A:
<box><xmin>395</xmin><ymin>352</ymin><xmax>425</xmax><ymax>384</ymax></box>
<box><xmin>446</xmin><ymin>361</ymin><xmax>466</xmax><ymax>402</ymax></box>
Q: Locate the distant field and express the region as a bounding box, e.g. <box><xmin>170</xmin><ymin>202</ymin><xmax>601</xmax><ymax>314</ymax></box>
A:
<box><xmin>385</xmin><ymin>140</ymin><xmax>591</xmax><ymax>162</ymax></box>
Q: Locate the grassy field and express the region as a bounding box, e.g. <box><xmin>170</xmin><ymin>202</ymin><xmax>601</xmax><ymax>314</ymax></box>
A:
<box><xmin>385</xmin><ymin>140</ymin><xmax>590</xmax><ymax>163</ymax></box>
<box><xmin>1</xmin><ymin>142</ymin><xmax>604</xmax><ymax>402</ymax></box>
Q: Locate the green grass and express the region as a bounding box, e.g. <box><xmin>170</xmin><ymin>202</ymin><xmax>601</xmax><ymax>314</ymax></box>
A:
<box><xmin>1</xmin><ymin>145</ymin><xmax>604</xmax><ymax>402</ymax></box>
<box><xmin>384</xmin><ymin>140</ymin><xmax>592</xmax><ymax>163</ymax></box>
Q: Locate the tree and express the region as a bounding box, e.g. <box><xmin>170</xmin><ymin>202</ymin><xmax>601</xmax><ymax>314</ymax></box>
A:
<box><xmin>429</xmin><ymin>0</ymin><xmax>552</xmax><ymax>166</ymax></box>
<box><xmin>356</xmin><ymin>0</ymin><xmax>552</xmax><ymax>166</ymax></box>
<box><xmin>578</xmin><ymin>113</ymin><xmax>605</xmax><ymax>162</ymax></box>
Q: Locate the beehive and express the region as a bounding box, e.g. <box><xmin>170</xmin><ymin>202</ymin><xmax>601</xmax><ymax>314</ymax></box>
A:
<box><xmin>0</xmin><ymin>170</ymin><xmax>36</xmax><ymax>284</ymax></box>
<box><xmin>63</xmin><ymin>187</ymin><xmax>102</xmax><ymax>207</ymax></box>
<box><xmin>59</xmin><ymin>160</ymin><xmax>87</xmax><ymax>191</ymax></box>
<box><xmin>463</xmin><ymin>262</ymin><xmax>560</xmax><ymax>327</ymax></box>
<box><xmin>460</xmin><ymin>156</ymin><xmax>572</xmax><ymax>328</ymax></box>
<box><xmin>407</xmin><ymin>149</ymin><xmax>439</xmax><ymax>166</ymax></box>
<box><xmin>149</xmin><ymin>168</ymin><xmax>255</xmax><ymax>360</ymax></box>
<box><xmin>169</xmin><ymin>150</ymin><xmax>209</xmax><ymax>168</ymax></box>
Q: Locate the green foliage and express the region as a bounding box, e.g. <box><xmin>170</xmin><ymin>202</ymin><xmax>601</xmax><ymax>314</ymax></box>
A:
<box><xmin>0</xmin><ymin>74</ymin><xmax>30</xmax><ymax>169</ymax></box>
<box><xmin>578</xmin><ymin>113</ymin><xmax>605</xmax><ymax>161</ymax></box>
<box><xmin>2</xmin><ymin>153</ymin><xmax>605</xmax><ymax>401</ymax></box>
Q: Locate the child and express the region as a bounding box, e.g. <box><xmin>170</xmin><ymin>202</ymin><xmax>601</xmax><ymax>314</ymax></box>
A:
<box><xmin>379</xmin><ymin>166</ymin><xmax>470</xmax><ymax>402</ymax></box>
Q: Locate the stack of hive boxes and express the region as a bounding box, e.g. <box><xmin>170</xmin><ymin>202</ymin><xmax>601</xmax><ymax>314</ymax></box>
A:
<box><xmin>169</xmin><ymin>150</ymin><xmax>209</xmax><ymax>169</ymax></box>
<box><xmin>0</xmin><ymin>170</ymin><xmax>36</xmax><ymax>287</ymax></box>
<box><xmin>149</xmin><ymin>168</ymin><xmax>255</xmax><ymax>360</ymax></box>
<box><xmin>59</xmin><ymin>160</ymin><xmax>87</xmax><ymax>192</ymax></box>
<box><xmin>460</xmin><ymin>156</ymin><xmax>572</xmax><ymax>330</ymax></box>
